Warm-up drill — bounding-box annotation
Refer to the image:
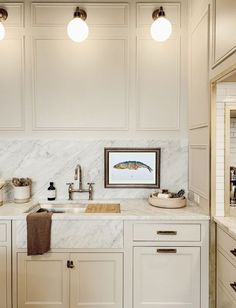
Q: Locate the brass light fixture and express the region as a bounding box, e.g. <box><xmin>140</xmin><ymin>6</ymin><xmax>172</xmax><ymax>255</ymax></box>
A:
<box><xmin>0</xmin><ymin>8</ymin><xmax>8</xmax><ymax>40</ymax></box>
<box><xmin>150</xmin><ymin>6</ymin><xmax>172</xmax><ymax>42</ymax></box>
<box><xmin>67</xmin><ymin>7</ymin><xmax>89</xmax><ymax>43</ymax></box>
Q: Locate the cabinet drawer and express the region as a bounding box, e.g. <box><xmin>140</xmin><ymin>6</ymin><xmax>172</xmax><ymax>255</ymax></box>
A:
<box><xmin>217</xmin><ymin>227</ymin><xmax>236</xmax><ymax>265</ymax></box>
<box><xmin>133</xmin><ymin>223</ymin><xmax>201</xmax><ymax>242</ymax></box>
<box><xmin>217</xmin><ymin>250</ymin><xmax>236</xmax><ymax>302</ymax></box>
<box><xmin>0</xmin><ymin>222</ymin><xmax>9</xmax><ymax>243</ymax></box>
<box><xmin>217</xmin><ymin>280</ymin><xmax>236</xmax><ymax>308</ymax></box>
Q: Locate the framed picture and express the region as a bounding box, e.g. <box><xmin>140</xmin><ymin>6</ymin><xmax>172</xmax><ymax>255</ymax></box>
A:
<box><xmin>104</xmin><ymin>148</ymin><xmax>161</xmax><ymax>188</ymax></box>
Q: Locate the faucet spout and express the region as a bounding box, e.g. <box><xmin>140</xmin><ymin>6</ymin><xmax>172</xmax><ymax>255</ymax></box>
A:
<box><xmin>74</xmin><ymin>163</ymin><xmax>82</xmax><ymax>190</ymax></box>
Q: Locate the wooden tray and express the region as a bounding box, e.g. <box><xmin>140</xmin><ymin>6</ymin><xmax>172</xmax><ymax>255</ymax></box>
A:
<box><xmin>149</xmin><ymin>194</ymin><xmax>186</xmax><ymax>209</ymax></box>
<box><xmin>85</xmin><ymin>203</ymin><xmax>121</xmax><ymax>213</ymax></box>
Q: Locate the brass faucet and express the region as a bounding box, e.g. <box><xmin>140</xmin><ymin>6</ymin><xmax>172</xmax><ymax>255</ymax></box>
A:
<box><xmin>66</xmin><ymin>163</ymin><xmax>94</xmax><ymax>200</ymax></box>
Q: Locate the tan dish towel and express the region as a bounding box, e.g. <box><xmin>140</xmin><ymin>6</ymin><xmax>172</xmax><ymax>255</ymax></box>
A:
<box><xmin>27</xmin><ymin>212</ymin><xmax>53</xmax><ymax>256</ymax></box>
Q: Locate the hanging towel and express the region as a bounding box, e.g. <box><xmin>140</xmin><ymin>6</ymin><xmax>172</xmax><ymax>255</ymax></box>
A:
<box><xmin>27</xmin><ymin>211</ymin><xmax>53</xmax><ymax>256</ymax></box>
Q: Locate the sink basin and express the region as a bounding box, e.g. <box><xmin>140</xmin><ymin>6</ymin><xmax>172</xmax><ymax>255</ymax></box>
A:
<box><xmin>38</xmin><ymin>203</ymin><xmax>87</xmax><ymax>214</ymax></box>
<box><xmin>32</xmin><ymin>201</ymin><xmax>121</xmax><ymax>214</ymax></box>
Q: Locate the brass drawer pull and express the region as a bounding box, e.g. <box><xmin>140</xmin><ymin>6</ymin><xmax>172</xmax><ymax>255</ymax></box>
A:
<box><xmin>157</xmin><ymin>248</ymin><xmax>177</xmax><ymax>253</ymax></box>
<box><xmin>157</xmin><ymin>231</ymin><xmax>177</xmax><ymax>235</ymax></box>
<box><xmin>230</xmin><ymin>282</ymin><xmax>236</xmax><ymax>292</ymax></box>
<box><xmin>230</xmin><ymin>249</ymin><xmax>236</xmax><ymax>257</ymax></box>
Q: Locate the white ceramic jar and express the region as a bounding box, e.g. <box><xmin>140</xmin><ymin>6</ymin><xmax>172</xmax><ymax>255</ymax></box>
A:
<box><xmin>14</xmin><ymin>186</ymin><xmax>30</xmax><ymax>203</ymax></box>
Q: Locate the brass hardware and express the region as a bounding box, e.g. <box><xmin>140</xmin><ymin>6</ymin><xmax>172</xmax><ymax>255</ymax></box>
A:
<box><xmin>157</xmin><ymin>231</ymin><xmax>177</xmax><ymax>235</ymax></box>
<box><xmin>156</xmin><ymin>248</ymin><xmax>177</xmax><ymax>253</ymax></box>
<box><xmin>74</xmin><ymin>7</ymin><xmax>87</xmax><ymax>21</ymax></box>
<box><xmin>230</xmin><ymin>282</ymin><xmax>236</xmax><ymax>292</ymax></box>
<box><xmin>152</xmin><ymin>6</ymin><xmax>165</xmax><ymax>21</ymax></box>
<box><xmin>67</xmin><ymin>260</ymin><xmax>75</xmax><ymax>269</ymax></box>
<box><xmin>0</xmin><ymin>8</ymin><xmax>8</xmax><ymax>22</ymax></box>
<box><xmin>230</xmin><ymin>249</ymin><xmax>236</xmax><ymax>257</ymax></box>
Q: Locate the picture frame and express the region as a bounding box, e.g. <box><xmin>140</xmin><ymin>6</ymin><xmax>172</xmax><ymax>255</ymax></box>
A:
<box><xmin>104</xmin><ymin>148</ymin><xmax>161</xmax><ymax>188</ymax></box>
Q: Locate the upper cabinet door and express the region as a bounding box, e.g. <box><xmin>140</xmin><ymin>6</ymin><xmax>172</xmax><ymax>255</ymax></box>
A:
<box><xmin>70</xmin><ymin>252</ymin><xmax>123</xmax><ymax>308</ymax></box>
<box><xmin>212</xmin><ymin>0</ymin><xmax>236</xmax><ymax>68</ymax></box>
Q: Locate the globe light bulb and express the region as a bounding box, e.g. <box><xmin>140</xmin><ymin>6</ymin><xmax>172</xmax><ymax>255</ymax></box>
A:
<box><xmin>0</xmin><ymin>22</ymin><xmax>6</xmax><ymax>40</ymax></box>
<box><xmin>151</xmin><ymin>16</ymin><xmax>172</xmax><ymax>42</ymax></box>
<box><xmin>67</xmin><ymin>17</ymin><xmax>89</xmax><ymax>43</ymax></box>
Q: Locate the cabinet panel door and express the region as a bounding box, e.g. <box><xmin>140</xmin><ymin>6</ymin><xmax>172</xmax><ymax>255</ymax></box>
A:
<box><xmin>17</xmin><ymin>253</ymin><xmax>69</xmax><ymax>308</ymax></box>
<box><xmin>134</xmin><ymin>247</ymin><xmax>200</xmax><ymax>308</ymax></box>
<box><xmin>70</xmin><ymin>253</ymin><xmax>123</xmax><ymax>308</ymax></box>
<box><xmin>0</xmin><ymin>246</ymin><xmax>8</xmax><ymax>308</ymax></box>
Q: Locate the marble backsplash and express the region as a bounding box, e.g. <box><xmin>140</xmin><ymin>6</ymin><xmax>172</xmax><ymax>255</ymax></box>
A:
<box><xmin>0</xmin><ymin>139</ymin><xmax>188</xmax><ymax>201</ymax></box>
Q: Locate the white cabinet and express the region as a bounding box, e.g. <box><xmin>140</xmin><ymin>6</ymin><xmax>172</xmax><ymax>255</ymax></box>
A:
<box><xmin>70</xmin><ymin>253</ymin><xmax>123</xmax><ymax>308</ymax></box>
<box><xmin>217</xmin><ymin>226</ymin><xmax>236</xmax><ymax>307</ymax></box>
<box><xmin>17</xmin><ymin>253</ymin><xmax>70</xmax><ymax>308</ymax></box>
<box><xmin>0</xmin><ymin>221</ymin><xmax>11</xmax><ymax>308</ymax></box>
<box><xmin>17</xmin><ymin>252</ymin><xmax>123</xmax><ymax>308</ymax></box>
<box><xmin>133</xmin><ymin>247</ymin><xmax>200</xmax><ymax>308</ymax></box>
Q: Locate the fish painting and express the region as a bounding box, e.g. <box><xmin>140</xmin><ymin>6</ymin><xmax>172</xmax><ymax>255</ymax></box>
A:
<box><xmin>113</xmin><ymin>161</ymin><xmax>153</xmax><ymax>172</ymax></box>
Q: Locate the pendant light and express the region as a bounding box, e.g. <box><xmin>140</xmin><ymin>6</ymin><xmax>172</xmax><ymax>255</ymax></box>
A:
<box><xmin>0</xmin><ymin>8</ymin><xmax>8</xmax><ymax>40</ymax></box>
<box><xmin>150</xmin><ymin>6</ymin><xmax>172</xmax><ymax>42</ymax></box>
<box><xmin>67</xmin><ymin>7</ymin><xmax>89</xmax><ymax>43</ymax></box>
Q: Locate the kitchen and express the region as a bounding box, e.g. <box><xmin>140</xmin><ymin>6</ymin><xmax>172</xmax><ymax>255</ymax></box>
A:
<box><xmin>0</xmin><ymin>0</ymin><xmax>235</xmax><ymax>307</ymax></box>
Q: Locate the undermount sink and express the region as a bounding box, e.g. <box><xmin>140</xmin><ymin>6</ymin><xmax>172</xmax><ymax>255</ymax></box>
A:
<box><xmin>32</xmin><ymin>201</ymin><xmax>121</xmax><ymax>214</ymax></box>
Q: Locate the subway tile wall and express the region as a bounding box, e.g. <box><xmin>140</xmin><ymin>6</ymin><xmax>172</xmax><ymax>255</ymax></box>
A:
<box><xmin>216</xmin><ymin>82</ymin><xmax>236</xmax><ymax>216</ymax></box>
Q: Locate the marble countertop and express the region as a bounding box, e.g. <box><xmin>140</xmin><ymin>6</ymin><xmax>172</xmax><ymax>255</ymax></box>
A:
<box><xmin>0</xmin><ymin>199</ymin><xmax>210</xmax><ymax>221</ymax></box>
<box><xmin>214</xmin><ymin>216</ymin><xmax>236</xmax><ymax>240</ymax></box>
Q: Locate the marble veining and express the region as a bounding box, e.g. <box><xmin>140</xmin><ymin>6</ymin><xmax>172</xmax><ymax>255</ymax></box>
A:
<box><xmin>15</xmin><ymin>219</ymin><xmax>124</xmax><ymax>249</ymax></box>
<box><xmin>0</xmin><ymin>139</ymin><xmax>188</xmax><ymax>201</ymax></box>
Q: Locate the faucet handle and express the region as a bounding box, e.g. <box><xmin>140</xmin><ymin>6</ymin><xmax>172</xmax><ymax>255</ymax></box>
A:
<box><xmin>87</xmin><ymin>182</ymin><xmax>95</xmax><ymax>187</ymax></box>
<box><xmin>66</xmin><ymin>182</ymin><xmax>74</xmax><ymax>187</ymax></box>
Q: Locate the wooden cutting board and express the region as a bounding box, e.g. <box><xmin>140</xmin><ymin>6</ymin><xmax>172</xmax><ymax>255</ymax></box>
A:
<box><xmin>85</xmin><ymin>203</ymin><xmax>120</xmax><ymax>213</ymax></box>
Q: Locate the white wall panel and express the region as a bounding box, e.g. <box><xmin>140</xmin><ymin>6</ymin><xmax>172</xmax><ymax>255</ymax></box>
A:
<box><xmin>189</xmin><ymin>145</ymin><xmax>209</xmax><ymax>198</ymax></box>
<box><xmin>190</xmin><ymin>9</ymin><xmax>209</xmax><ymax>128</ymax></box>
<box><xmin>31</xmin><ymin>3</ymin><xmax>128</xmax><ymax>27</ymax></box>
<box><xmin>33</xmin><ymin>38</ymin><xmax>128</xmax><ymax>130</ymax></box>
<box><xmin>0</xmin><ymin>38</ymin><xmax>24</xmax><ymax>130</ymax></box>
<box><xmin>136</xmin><ymin>38</ymin><xmax>180</xmax><ymax>130</ymax></box>
<box><xmin>212</xmin><ymin>0</ymin><xmax>236</xmax><ymax>68</ymax></box>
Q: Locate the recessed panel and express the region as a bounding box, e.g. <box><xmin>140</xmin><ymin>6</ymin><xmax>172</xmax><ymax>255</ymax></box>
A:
<box><xmin>214</xmin><ymin>0</ymin><xmax>236</xmax><ymax>64</ymax></box>
<box><xmin>0</xmin><ymin>39</ymin><xmax>24</xmax><ymax>129</ymax></box>
<box><xmin>32</xmin><ymin>3</ymin><xmax>128</xmax><ymax>27</ymax></box>
<box><xmin>189</xmin><ymin>145</ymin><xmax>209</xmax><ymax>198</ymax></box>
<box><xmin>33</xmin><ymin>38</ymin><xmax>128</xmax><ymax>130</ymax></box>
<box><xmin>190</xmin><ymin>11</ymin><xmax>209</xmax><ymax>128</ymax></box>
<box><xmin>137</xmin><ymin>38</ymin><xmax>180</xmax><ymax>130</ymax></box>
<box><xmin>137</xmin><ymin>3</ymin><xmax>180</xmax><ymax>27</ymax></box>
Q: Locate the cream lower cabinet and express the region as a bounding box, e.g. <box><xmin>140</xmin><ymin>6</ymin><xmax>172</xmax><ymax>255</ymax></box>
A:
<box><xmin>0</xmin><ymin>221</ymin><xmax>11</xmax><ymax>308</ymax></box>
<box><xmin>217</xmin><ymin>226</ymin><xmax>236</xmax><ymax>307</ymax></box>
<box><xmin>17</xmin><ymin>252</ymin><xmax>123</xmax><ymax>308</ymax></box>
<box><xmin>133</xmin><ymin>247</ymin><xmax>201</xmax><ymax>308</ymax></box>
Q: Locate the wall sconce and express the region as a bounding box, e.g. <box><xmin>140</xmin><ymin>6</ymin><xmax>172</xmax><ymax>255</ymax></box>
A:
<box><xmin>150</xmin><ymin>6</ymin><xmax>172</xmax><ymax>42</ymax></box>
<box><xmin>0</xmin><ymin>8</ymin><xmax>8</xmax><ymax>40</ymax></box>
<box><xmin>67</xmin><ymin>7</ymin><xmax>89</xmax><ymax>43</ymax></box>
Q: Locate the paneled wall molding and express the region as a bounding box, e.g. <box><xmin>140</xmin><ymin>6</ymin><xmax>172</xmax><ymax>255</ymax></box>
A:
<box><xmin>31</xmin><ymin>3</ymin><xmax>129</xmax><ymax>27</ymax></box>
<box><xmin>136</xmin><ymin>2</ymin><xmax>181</xmax><ymax>131</ymax></box>
<box><xmin>0</xmin><ymin>3</ymin><xmax>24</xmax><ymax>27</ymax></box>
<box><xmin>189</xmin><ymin>5</ymin><xmax>209</xmax><ymax>130</ymax></box>
<box><xmin>189</xmin><ymin>144</ymin><xmax>209</xmax><ymax>199</ymax></box>
<box><xmin>0</xmin><ymin>1</ymin><xmax>187</xmax><ymax>135</ymax></box>
<box><xmin>32</xmin><ymin>37</ymin><xmax>129</xmax><ymax>131</ymax></box>
<box><xmin>0</xmin><ymin>37</ymin><xmax>25</xmax><ymax>130</ymax></box>
<box><xmin>212</xmin><ymin>0</ymin><xmax>236</xmax><ymax>69</ymax></box>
